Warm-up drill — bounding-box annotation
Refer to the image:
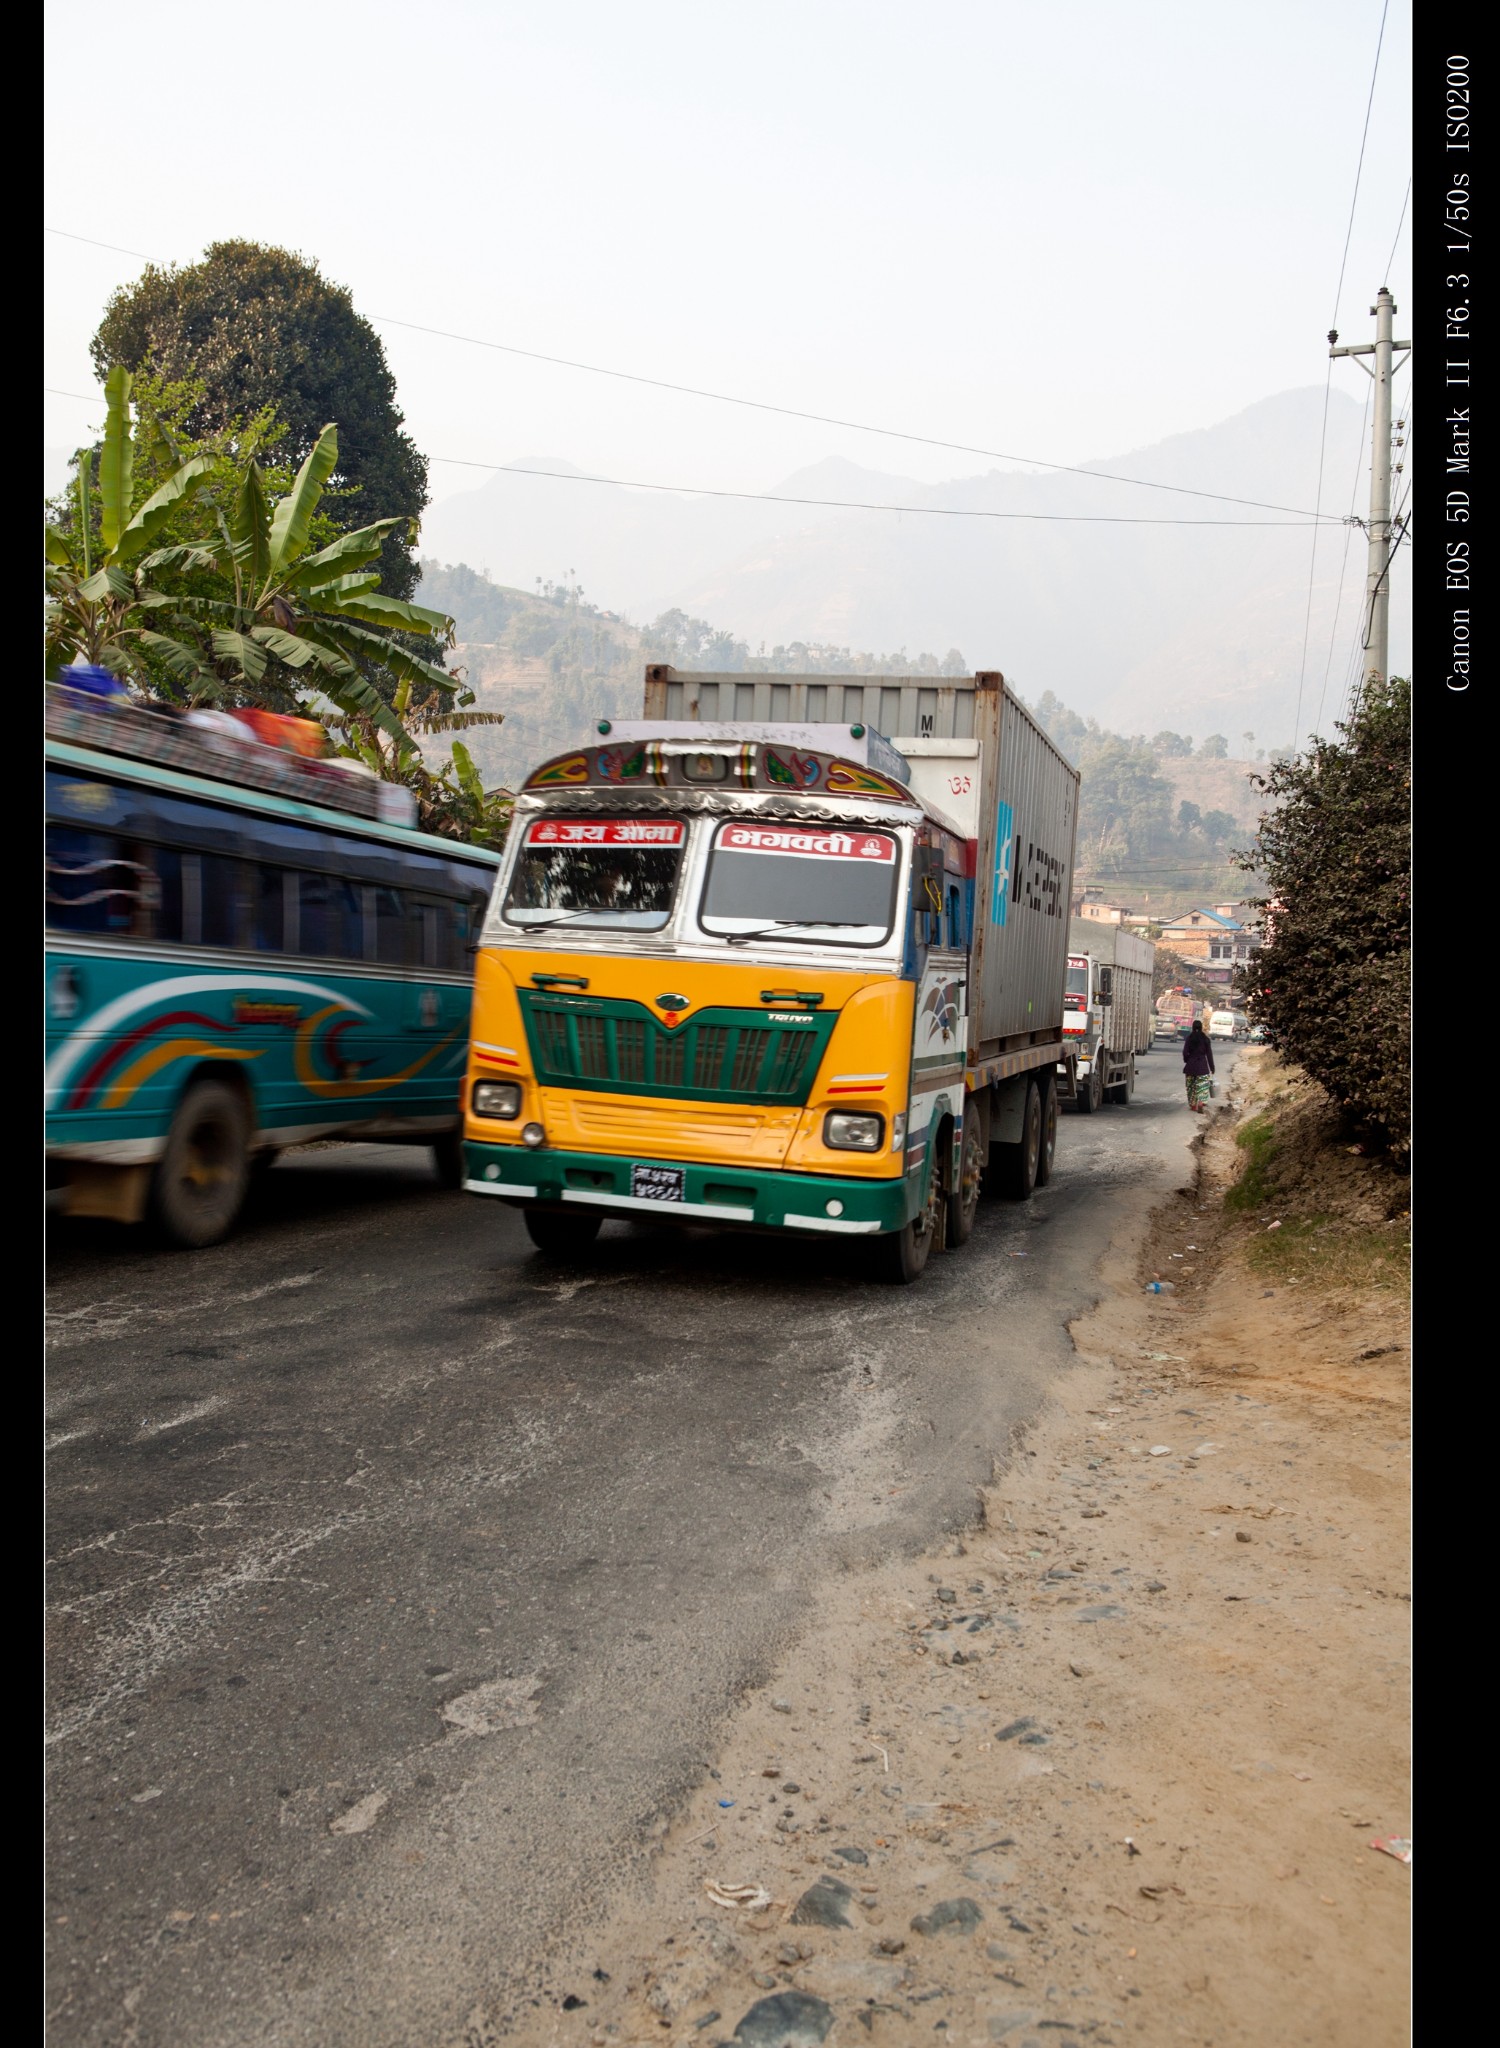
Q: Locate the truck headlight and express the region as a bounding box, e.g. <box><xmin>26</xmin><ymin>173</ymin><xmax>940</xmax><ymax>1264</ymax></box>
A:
<box><xmin>824</xmin><ymin>1110</ymin><xmax>884</xmax><ymax>1152</ymax></box>
<box><xmin>472</xmin><ymin>1080</ymin><xmax>522</xmax><ymax>1120</ymax></box>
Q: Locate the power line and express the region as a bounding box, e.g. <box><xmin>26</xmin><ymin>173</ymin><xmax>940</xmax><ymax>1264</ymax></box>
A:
<box><xmin>1313</xmin><ymin>379</ymin><xmax>1375</xmax><ymax>735</ymax></box>
<box><xmin>1297</xmin><ymin>0</ymin><xmax>1392</xmax><ymax>752</ymax></box>
<box><xmin>1291</xmin><ymin>362</ymin><xmax>1335</xmax><ymax>749</ymax></box>
<box><xmin>1383</xmin><ymin>178</ymin><xmax>1411</xmax><ymax>284</ymax></box>
<box><xmin>1331</xmin><ymin>0</ymin><xmax>1391</xmax><ymax>329</ymax></box>
<box><xmin>44</xmin><ymin>225</ymin><xmax>1342</xmax><ymax>524</ymax></box>
<box><xmin>41</xmin><ymin>392</ymin><xmax>1325</xmax><ymax>525</ymax></box>
<box><xmin>417</xmin><ymin>454</ymin><xmax>1324</xmax><ymax>527</ymax></box>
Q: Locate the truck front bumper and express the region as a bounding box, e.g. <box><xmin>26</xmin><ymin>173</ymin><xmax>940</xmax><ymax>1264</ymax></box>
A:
<box><xmin>463</xmin><ymin>1140</ymin><xmax>913</xmax><ymax>1235</ymax></box>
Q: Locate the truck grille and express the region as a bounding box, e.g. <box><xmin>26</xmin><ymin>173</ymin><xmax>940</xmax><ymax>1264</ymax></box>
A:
<box><xmin>518</xmin><ymin>994</ymin><xmax>834</xmax><ymax>1104</ymax></box>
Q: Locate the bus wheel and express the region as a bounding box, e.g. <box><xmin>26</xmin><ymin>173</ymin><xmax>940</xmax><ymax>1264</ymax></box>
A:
<box><xmin>1034</xmin><ymin>1081</ymin><xmax>1059</xmax><ymax>1187</ymax></box>
<box><xmin>878</xmin><ymin>1150</ymin><xmax>946</xmax><ymax>1283</ymax></box>
<box><xmin>523</xmin><ymin>1207</ymin><xmax>602</xmax><ymax>1257</ymax></box>
<box><xmin>947</xmin><ymin>1120</ymin><xmax>984</xmax><ymax>1247</ymax></box>
<box><xmin>432</xmin><ymin>1131</ymin><xmax>466</xmax><ymax>1190</ymax></box>
<box><xmin>994</xmin><ymin>1080</ymin><xmax>1041</xmax><ymax>1200</ymax></box>
<box><xmin>150</xmin><ymin>1080</ymin><xmax>251</xmax><ymax>1249</ymax></box>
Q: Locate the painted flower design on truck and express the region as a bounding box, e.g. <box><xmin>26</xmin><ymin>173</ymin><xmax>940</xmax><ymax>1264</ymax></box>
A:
<box><xmin>923</xmin><ymin>980</ymin><xmax>962</xmax><ymax>1043</ymax></box>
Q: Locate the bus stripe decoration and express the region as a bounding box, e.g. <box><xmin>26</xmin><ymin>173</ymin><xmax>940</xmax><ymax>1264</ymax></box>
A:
<box><xmin>68</xmin><ymin>1009</ymin><xmax>226</xmax><ymax>1109</ymax></box>
<box><xmin>44</xmin><ymin>974</ymin><xmax>372</xmax><ymax>1107</ymax></box>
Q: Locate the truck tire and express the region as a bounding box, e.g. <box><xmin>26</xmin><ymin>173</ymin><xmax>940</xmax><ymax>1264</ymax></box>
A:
<box><xmin>877</xmin><ymin>1146</ymin><xmax>946</xmax><ymax>1283</ymax></box>
<box><xmin>1034</xmin><ymin>1078</ymin><xmax>1058</xmax><ymax>1187</ymax></box>
<box><xmin>149</xmin><ymin>1078</ymin><xmax>251</xmax><ymax>1249</ymax></box>
<box><xmin>432</xmin><ymin>1130</ymin><xmax>466</xmax><ymax>1189</ymax></box>
<box><xmin>1075</xmin><ymin>1066</ymin><xmax>1102</xmax><ymax>1115</ymax></box>
<box><xmin>1106</xmin><ymin>1056</ymin><xmax>1135</xmax><ymax>1106</ymax></box>
<box><xmin>993</xmin><ymin>1080</ymin><xmax>1041</xmax><ymax>1200</ymax></box>
<box><xmin>947</xmin><ymin>1119</ymin><xmax>984</xmax><ymax>1246</ymax></box>
<box><xmin>523</xmin><ymin>1207</ymin><xmax>602</xmax><ymax>1257</ymax></box>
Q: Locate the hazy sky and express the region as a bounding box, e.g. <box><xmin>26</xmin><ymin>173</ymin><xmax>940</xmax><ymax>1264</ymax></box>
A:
<box><xmin>44</xmin><ymin>0</ymin><xmax>1412</xmax><ymax>519</ymax></box>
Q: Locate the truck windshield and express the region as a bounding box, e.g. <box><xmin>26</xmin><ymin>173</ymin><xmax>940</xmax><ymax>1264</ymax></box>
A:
<box><xmin>501</xmin><ymin>818</ymin><xmax>684</xmax><ymax>932</ymax></box>
<box><xmin>699</xmin><ymin>822</ymin><xmax>900</xmax><ymax>947</ymax></box>
<box><xmin>1065</xmin><ymin>961</ymin><xmax>1088</xmax><ymax>1010</ymax></box>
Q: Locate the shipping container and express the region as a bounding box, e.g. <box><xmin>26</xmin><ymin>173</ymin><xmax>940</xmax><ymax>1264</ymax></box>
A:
<box><xmin>643</xmin><ymin>669</ymin><xmax>1080</xmax><ymax>1063</ymax></box>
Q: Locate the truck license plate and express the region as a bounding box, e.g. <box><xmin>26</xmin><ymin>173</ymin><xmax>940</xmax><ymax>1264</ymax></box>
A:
<box><xmin>632</xmin><ymin>1164</ymin><xmax>685</xmax><ymax>1203</ymax></box>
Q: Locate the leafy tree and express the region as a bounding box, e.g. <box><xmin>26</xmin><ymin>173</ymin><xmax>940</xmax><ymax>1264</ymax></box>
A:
<box><xmin>1200</xmin><ymin>808</ymin><xmax>1236</xmax><ymax>843</ymax></box>
<box><xmin>1152</xmin><ymin>730</ymin><xmax>1192</xmax><ymax>757</ymax></box>
<box><xmin>91</xmin><ymin>241</ymin><xmax>428</xmax><ymax>600</ymax></box>
<box><xmin>46</xmin><ymin>369</ymin><xmax>507</xmax><ymax>847</ymax></box>
<box><xmin>1200</xmin><ymin>733</ymin><xmax>1229</xmax><ymax>758</ymax></box>
<box><xmin>1241</xmin><ymin>730</ymin><xmax>1255</xmax><ymax>753</ymax></box>
<box><xmin>1235</xmin><ymin>678</ymin><xmax>1410</xmax><ymax>1155</ymax></box>
<box><xmin>1177</xmin><ymin>799</ymin><xmax>1202</xmax><ymax>831</ymax></box>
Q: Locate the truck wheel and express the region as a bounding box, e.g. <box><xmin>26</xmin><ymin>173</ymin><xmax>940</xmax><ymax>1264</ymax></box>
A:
<box><xmin>947</xmin><ymin>1120</ymin><xmax>984</xmax><ymax>1247</ymax></box>
<box><xmin>1075</xmin><ymin>1066</ymin><xmax>1101</xmax><ymax>1115</ymax></box>
<box><xmin>523</xmin><ymin>1207</ymin><xmax>602</xmax><ymax>1256</ymax></box>
<box><xmin>1034</xmin><ymin>1080</ymin><xmax>1058</xmax><ymax>1187</ymax></box>
<box><xmin>993</xmin><ymin>1080</ymin><xmax>1041</xmax><ymax>1200</ymax></box>
<box><xmin>149</xmin><ymin>1079</ymin><xmax>251</xmax><ymax>1249</ymax></box>
<box><xmin>432</xmin><ymin>1130</ymin><xmax>466</xmax><ymax>1189</ymax></box>
<box><xmin>878</xmin><ymin>1148</ymin><xmax>946</xmax><ymax>1283</ymax></box>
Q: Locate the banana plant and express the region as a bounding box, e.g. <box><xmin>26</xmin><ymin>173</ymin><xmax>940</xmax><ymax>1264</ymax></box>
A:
<box><xmin>46</xmin><ymin>372</ymin><xmax>459</xmax><ymax>760</ymax></box>
<box><xmin>133</xmin><ymin>420</ymin><xmax>459</xmax><ymax>755</ymax></box>
<box><xmin>45</xmin><ymin>366</ymin><xmax>213</xmax><ymax>677</ymax></box>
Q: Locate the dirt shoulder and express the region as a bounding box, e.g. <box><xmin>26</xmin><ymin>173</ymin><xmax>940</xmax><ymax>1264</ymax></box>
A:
<box><xmin>492</xmin><ymin>1053</ymin><xmax>1411</xmax><ymax>2048</ymax></box>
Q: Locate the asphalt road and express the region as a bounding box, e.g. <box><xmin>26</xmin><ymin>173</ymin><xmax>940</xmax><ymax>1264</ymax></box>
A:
<box><xmin>46</xmin><ymin>1045</ymin><xmax>1230</xmax><ymax>2047</ymax></box>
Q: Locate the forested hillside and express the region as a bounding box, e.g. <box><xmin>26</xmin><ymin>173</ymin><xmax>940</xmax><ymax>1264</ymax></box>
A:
<box><xmin>417</xmin><ymin>560</ymin><xmax>1270</xmax><ymax>898</ymax></box>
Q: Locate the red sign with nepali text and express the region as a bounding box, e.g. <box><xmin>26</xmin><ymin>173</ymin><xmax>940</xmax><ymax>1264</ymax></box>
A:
<box><xmin>716</xmin><ymin>825</ymin><xmax>897</xmax><ymax>863</ymax></box>
<box><xmin>525</xmin><ymin>819</ymin><xmax>684</xmax><ymax>847</ymax></box>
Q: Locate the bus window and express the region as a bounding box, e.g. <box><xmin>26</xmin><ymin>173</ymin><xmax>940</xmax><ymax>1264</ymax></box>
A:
<box><xmin>200</xmin><ymin>853</ymin><xmax>244</xmax><ymax>950</ymax></box>
<box><xmin>250</xmin><ymin>864</ymin><xmax>286</xmax><ymax>952</ymax></box>
<box><xmin>46</xmin><ymin>826</ymin><xmax>168</xmax><ymax>939</ymax></box>
<box><xmin>373</xmin><ymin>886</ymin><xmax>407</xmax><ymax>965</ymax></box>
<box><xmin>298</xmin><ymin>872</ymin><xmax>363</xmax><ymax>960</ymax></box>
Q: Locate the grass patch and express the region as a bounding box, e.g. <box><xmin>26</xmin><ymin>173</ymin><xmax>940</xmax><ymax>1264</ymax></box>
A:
<box><xmin>1224</xmin><ymin>1113</ymin><xmax>1277</xmax><ymax>1213</ymax></box>
<box><xmin>1245</xmin><ymin>1215</ymin><xmax>1411</xmax><ymax>1297</ymax></box>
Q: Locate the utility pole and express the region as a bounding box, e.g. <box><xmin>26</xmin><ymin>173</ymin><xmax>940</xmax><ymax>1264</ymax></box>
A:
<box><xmin>1330</xmin><ymin>287</ymin><xmax>1411</xmax><ymax>704</ymax></box>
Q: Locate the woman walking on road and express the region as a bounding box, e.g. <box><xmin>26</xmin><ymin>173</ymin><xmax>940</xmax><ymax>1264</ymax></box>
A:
<box><xmin>1183</xmin><ymin>1018</ymin><xmax>1215</xmax><ymax>1112</ymax></box>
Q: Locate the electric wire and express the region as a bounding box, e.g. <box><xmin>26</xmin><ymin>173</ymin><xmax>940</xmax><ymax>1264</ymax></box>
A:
<box><xmin>1293</xmin><ymin>0</ymin><xmax>1392</xmax><ymax>750</ymax></box>
<box><xmin>44</xmin><ymin>226</ymin><xmax>1342</xmax><ymax>524</ymax></box>
<box><xmin>41</xmin><ymin>391</ymin><xmax>1325</xmax><ymax>527</ymax></box>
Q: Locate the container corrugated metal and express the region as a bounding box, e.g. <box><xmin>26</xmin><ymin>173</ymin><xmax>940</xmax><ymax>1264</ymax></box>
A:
<box><xmin>642</xmin><ymin>669</ymin><xmax>1080</xmax><ymax>1060</ymax></box>
<box><xmin>644</xmin><ymin>667</ymin><xmax>982</xmax><ymax>739</ymax></box>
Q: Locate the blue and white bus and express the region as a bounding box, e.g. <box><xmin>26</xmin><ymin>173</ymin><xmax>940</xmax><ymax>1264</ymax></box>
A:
<box><xmin>45</xmin><ymin>686</ymin><xmax>501</xmax><ymax>1247</ymax></box>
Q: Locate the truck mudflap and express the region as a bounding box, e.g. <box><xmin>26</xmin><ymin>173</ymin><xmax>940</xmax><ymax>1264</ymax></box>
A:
<box><xmin>464</xmin><ymin>1140</ymin><xmax>914</xmax><ymax>1236</ymax></box>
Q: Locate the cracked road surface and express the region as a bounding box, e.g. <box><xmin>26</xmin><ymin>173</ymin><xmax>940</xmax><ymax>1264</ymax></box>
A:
<box><xmin>46</xmin><ymin>1048</ymin><xmax>1221</xmax><ymax>2046</ymax></box>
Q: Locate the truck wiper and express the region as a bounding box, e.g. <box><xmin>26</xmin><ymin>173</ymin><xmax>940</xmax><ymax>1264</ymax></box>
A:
<box><xmin>515</xmin><ymin>907</ymin><xmax>616</xmax><ymax>929</ymax></box>
<box><xmin>723</xmin><ymin>919</ymin><xmax>863</xmax><ymax>947</ymax></box>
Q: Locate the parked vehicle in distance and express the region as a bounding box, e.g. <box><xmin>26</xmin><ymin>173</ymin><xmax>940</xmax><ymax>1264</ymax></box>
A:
<box><xmin>1249</xmin><ymin>1022</ymin><xmax>1269</xmax><ymax>1043</ymax></box>
<box><xmin>1208</xmin><ymin>1009</ymin><xmax>1250</xmax><ymax>1040</ymax></box>
<box><xmin>1060</xmin><ymin>921</ymin><xmax>1155</xmax><ymax>1113</ymax></box>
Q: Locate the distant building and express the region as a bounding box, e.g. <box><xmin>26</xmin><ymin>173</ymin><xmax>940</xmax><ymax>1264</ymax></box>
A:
<box><xmin>1077</xmin><ymin>900</ymin><xmax>1133</xmax><ymax>925</ymax></box>
<box><xmin>1158</xmin><ymin>906</ymin><xmax>1258</xmax><ymax>975</ymax></box>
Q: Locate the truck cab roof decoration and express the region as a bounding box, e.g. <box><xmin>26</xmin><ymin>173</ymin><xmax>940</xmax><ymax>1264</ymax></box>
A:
<box><xmin>522</xmin><ymin>737</ymin><xmax>914</xmax><ymax>805</ymax></box>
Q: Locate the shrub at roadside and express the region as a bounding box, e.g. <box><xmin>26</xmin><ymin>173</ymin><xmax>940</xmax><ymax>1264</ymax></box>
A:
<box><xmin>1235</xmin><ymin>678</ymin><xmax>1409</xmax><ymax>1156</ymax></box>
